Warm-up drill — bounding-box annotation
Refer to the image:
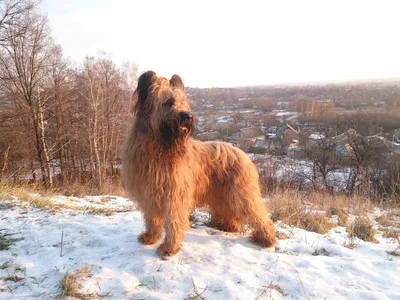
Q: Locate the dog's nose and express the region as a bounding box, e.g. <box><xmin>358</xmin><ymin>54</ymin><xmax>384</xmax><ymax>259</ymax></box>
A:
<box><xmin>180</xmin><ymin>113</ymin><xmax>193</xmax><ymax>121</ymax></box>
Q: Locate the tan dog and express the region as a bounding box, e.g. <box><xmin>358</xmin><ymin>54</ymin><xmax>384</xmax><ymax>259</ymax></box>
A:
<box><xmin>122</xmin><ymin>71</ymin><xmax>276</xmax><ymax>258</ymax></box>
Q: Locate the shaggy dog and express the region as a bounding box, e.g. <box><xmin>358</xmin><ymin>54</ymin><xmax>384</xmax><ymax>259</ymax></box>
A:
<box><xmin>122</xmin><ymin>71</ymin><xmax>276</xmax><ymax>258</ymax></box>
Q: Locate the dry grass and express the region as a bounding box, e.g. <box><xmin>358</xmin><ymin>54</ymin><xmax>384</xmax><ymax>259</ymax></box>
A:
<box><xmin>268</xmin><ymin>283</ymin><xmax>288</xmax><ymax>297</ymax></box>
<box><xmin>375</xmin><ymin>213</ymin><xmax>392</xmax><ymax>226</ymax></box>
<box><xmin>76</xmin><ymin>264</ymin><xmax>91</xmax><ymax>279</ymax></box>
<box><xmin>267</xmin><ymin>189</ymin><xmax>372</xmax><ymax>222</ymax></box>
<box><xmin>328</xmin><ymin>206</ymin><xmax>348</xmax><ymax>226</ymax></box>
<box><xmin>347</xmin><ymin>217</ymin><xmax>377</xmax><ymax>242</ymax></box>
<box><xmin>0</xmin><ymin>231</ymin><xmax>22</xmax><ymax>251</ymax></box>
<box><xmin>254</xmin><ymin>281</ymin><xmax>288</xmax><ymax>299</ymax></box>
<box><xmin>0</xmin><ymin>180</ymin><xmax>67</xmax><ymax>212</ymax></box>
<box><xmin>275</xmin><ymin>231</ymin><xmax>290</xmax><ymax>240</ymax></box>
<box><xmin>86</xmin><ymin>207</ymin><xmax>113</xmax><ymax>216</ymax></box>
<box><xmin>375</xmin><ymin>211</ymin><xmax>400</xmax><ymax>228</ymax></box>
<box><xmin>268</xmin><ymin>191</ymin><xmax>334</xmax><ymax>234</ymax></box>
<box><xmin>0</xmin><ymin>180</ymin><xmax>131</xmax><ymax>216</ymax></box>
<box><xmin>266</xmin><ymin>190</ymin><xmax>387</xmax><ymax>235</ymax></box>
<box><xmin>342</xmin><ymin>237</ymin><xmax>358</xmax><ymax>249</ymax></box>
<box><xmin>0</xmin><ymin>180</ymin><xmax>14</xmax><ymax>200</ymax></box>
<box><xmin>382</xmin><ymin>229</ymin><xmax>400</xmax><ymax>243</ymax></box>
<box><xmin>307</xmin><ymin>192</ymin><xmax>374</xmax><ymax>216</ymax></box>
<box><xmin>4</xmin><ymin>275</ymin><xmax>24</xmax><ymax>282</ymax></box>
<box><xmin>0</xmin><ymin>260</ymin><xmax>11</xmax><ymax>269</ymax></box>
<box><xmin>268</xmin><ymin>191</ymin><xmax>304</xmax><ymax>224</ymax></box>
<box><xmin>58</xmin><ymin>264</ymin><xmax>111</xmax><ymax>298</ymax></box>
<box><xmin>0</xmin><ymin>233</ymin><xmax>13</xmax><ymax>251</ymax></box>
<box><xmin>15</xmin><ymin>192</ymin><xmax>72</xmax><ymax>213</ymax></box>
<box><xmin>58</xmin><ymin>264</ymin><xmax>100</xmax><ymax>299</ymax></box>
<box><xmin>301</xmin><ymin>213</ymin><xmax>333</xmax><ymax>234</ymax></box>
<box><xmin>52</xmin><ymin>179</ymin><xmax>127</xmax><ymax>198</ymax></box>
<box><xmin>59</xmin><ymin>271</ymin><xmax>80</xmax><ymax>298</ymax></box>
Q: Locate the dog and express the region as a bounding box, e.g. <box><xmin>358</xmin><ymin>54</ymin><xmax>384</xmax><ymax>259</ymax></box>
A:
<box><xmin>121</xmin><ymin>71</ymin><xmax>276</xmax><ymax>258</ymax></box>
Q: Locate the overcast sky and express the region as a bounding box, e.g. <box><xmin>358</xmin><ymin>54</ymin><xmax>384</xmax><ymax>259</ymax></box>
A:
<box><xmin>41</xmin><ymin>0</ymin><xmax>400</xmax><ymax>88</ymax></box>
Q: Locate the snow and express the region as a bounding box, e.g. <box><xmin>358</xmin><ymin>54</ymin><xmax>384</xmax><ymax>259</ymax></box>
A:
<box><xmin>275</xmin><ymin>112</ymin><xmax>295</xmax><ymax>117</ymax></box>
<box><xmin>309</xmin><ymin>133</ymin><xmax>326</xmax><ymax>140</ymax></box>
<box><xmin>50</xmin><ymin>195</ymin><xmax>135</xmax><ymax>211</ymax></box>
<box><xmin>271</xmin><ymin>110</ymin><xmax>298</xmax><ymax>118</ymax></box>
<box><xmin>217</xmin><ymin>116</ymin><xmax>231</xmax><ymax>122</ymax></box>
<box><xmin>0</xmin><ymin>196</ymin><xmax>399</xmax><ymax>299</ymax></box>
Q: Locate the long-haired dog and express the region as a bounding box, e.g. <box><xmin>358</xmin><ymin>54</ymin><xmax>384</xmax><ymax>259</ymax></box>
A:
<box><xmin>122</xmin><ymin>71</ymin><xmax>276</xmax><ymax>258</ymax></box>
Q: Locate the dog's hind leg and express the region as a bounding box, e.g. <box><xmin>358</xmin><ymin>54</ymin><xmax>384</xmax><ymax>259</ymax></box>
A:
<box><xmin>247</xmin><ymin>202</ymin><xmax>277</xmax><ymax>248</ymax></box>
<box><xmin>228</xmin><ymin>188</ymin><xmax>276</xmax><ymax>248</ymax></box>
<box><xmin>138</xmin><ymin>211</ymin><xmax>163</xmax><ymax>245</ymax></box>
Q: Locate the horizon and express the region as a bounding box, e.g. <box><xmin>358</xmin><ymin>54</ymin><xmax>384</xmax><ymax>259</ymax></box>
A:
<box><xmin>41</xmin><ymin>0</ymin><xmax>400</xmax><ymax>88</ymax></box>
<box><xmin>188</xmin><ymin>76</ymin><xmax>400</xmax><ymax>89</ymax></box>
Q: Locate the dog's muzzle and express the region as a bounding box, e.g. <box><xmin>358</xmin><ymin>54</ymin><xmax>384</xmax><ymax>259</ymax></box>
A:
<box><xmin>178</xmin><ymin>112</ymin><xmax>194</xmax><ymax>134</ymax></box>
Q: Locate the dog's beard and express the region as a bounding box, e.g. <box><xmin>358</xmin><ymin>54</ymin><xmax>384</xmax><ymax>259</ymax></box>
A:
<box><xmin>159</xmin><ymin>117</ymin><xmax>194</xmax><ymax>150</ymax></box>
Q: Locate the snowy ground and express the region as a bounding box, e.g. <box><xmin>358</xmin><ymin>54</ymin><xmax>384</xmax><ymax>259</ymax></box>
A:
<box><xmin>0</xmin><ymin>195</ymin><xmax>399</xmax><ymax>299</ymax></box>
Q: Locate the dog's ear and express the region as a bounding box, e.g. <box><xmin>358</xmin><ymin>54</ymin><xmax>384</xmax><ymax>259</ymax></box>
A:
<box><xmin>136</xmin><ymin>71</ymin><xmax>157</xmax><ymax>103</ymax></box>
<box><xmin>170</xmin><ymin>74</ymin><xmax>184</xmax><ymax>91</ymax></box>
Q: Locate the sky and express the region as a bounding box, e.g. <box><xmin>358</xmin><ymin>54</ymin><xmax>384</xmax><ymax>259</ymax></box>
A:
<box><xmin>41</xmin><ymin>0</ymin><xmax>400</xmax><ymax>88</ymax></box>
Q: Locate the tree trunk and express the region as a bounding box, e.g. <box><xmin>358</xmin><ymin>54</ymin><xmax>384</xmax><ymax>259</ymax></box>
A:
<box><xmin>34</xmin><ymin>120</ymin><xmax>46</xmax><ymax>184</ymax></box>
<box><xmin>92</xmin><ymin>107</ymin><xmax>102</xmax><ymax>189</ymax></box>
<box><xmin>0</xmin><ymin>146</ymin><xmax>10</xmax><ymax>180</ymax></box>
<box><xmin>39</xmin><ymin>99</ymin><xmax>53</xmax><ymax>188</ymax></box>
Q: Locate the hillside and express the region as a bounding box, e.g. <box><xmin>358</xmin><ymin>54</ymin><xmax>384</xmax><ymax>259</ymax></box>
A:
<box><xmin>0</xmin><ymin>194</ymin><xmax>399</xmax><ymax>299</ymax></box>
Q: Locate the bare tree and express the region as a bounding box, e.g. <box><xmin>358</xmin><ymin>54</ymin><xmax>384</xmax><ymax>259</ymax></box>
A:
<box><xmin>0</xmin><ymin>12</ymin><xmax>55</xmax><ymax>186</ymax></box>
<box><xmin>0</xmin><ymin>0</ymin><xmax>38</xmax><ymax>45</ymax></box>
<box><xmin>303</xmin><ymin>135</ymin><xmax>340</xmax><ymax>191</ymax></box>
<box><xmin>342</xmin><ymin>133</ymin><xmax>388</xmax><ymax>194</ymax></box>
<box><xmin>74</xmin><ymin>54</ymin><xmax>135</xmax><ymax>189</ymax></box>
<box><xmin>0</xmin><ymin>2</ymin><xmax>138</xmax><ymax>191</ymax></box>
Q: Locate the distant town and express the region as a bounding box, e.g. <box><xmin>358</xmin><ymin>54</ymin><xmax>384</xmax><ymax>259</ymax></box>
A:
<box><xmin>187</xmin><ymin>81</ymin><xmax>400</xmax><ymax>195</ymax></box>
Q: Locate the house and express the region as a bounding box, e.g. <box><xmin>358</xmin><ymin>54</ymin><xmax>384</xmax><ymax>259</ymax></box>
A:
<box><xmin>330</xmin><ymin>129</ymin><xmax>393</xmax><ymax>157</ymax></box>
<box><xmin>195</xmin><ymin>131</ymin><xmax>221</xmax><ymax>141</ymax></box>
<box><xmin>263</xmin><ymin>113</ymin><xmax>277</xmax><ymax>126</ymax></box>
<box><xmin>330</xmin><ymin>129</ymin><xmax>359</xmax><ymax>156</ymax></box>
<box><xmin>227</xmin><ymin>127</ymin><xmax>265</xmax><ymax>152</ymax></box>
<box><xmin>250</xmin><ymin>138</ymin><xmax>281</xmax><ymax>154</ymax></box>
<box><xmin>366</xmin><ymin>135</ymin><xmax>398</xmax><ymax>157</ymax></box>
<box><xmin>307</xmin><ymin>132</ymin><xmax>326</xmax><ymax>147</ymax></box>
<box><xmin>216</xmin><ymin>117</ymin><xmax>233</xmax><ymax>130</ymax></box>
<box><xmin>265</xmin><ymin>126</ymin><xmax>278</xmax><ymax>139</ymax></box>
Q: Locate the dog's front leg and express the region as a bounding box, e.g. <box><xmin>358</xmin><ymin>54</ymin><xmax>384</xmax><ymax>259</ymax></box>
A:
<box><xmin>138</xmin><ymin>211</ymin><xmax>163</xmax><ymax>245</ymax></box>
<box><xmin>156</xmin><ymin>196</ymin><xmax>189</xmax><ymax>259</ymax></box>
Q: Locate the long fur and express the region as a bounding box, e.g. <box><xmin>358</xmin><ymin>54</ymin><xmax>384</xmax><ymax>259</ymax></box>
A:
<box><xmin>122</xmin><ymin>71</ymin><xmax>276</xmax><ymax>258</ymax></box>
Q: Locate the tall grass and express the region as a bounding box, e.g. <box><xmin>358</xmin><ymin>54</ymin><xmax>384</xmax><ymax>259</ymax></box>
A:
<box><xmin>266</xmin><ymin>189</ymin><xmax>374</xmax><ymax>233</ymax></box>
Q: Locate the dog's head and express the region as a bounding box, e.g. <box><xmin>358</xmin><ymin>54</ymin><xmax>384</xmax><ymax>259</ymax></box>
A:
<box><xmin>133</xmin><ymin>71</ymin><xmax>195</xmax><ymax>149</ymax></box>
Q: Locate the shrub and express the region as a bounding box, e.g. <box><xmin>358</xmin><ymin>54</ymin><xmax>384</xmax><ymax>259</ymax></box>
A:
<box><xmin>348</xmin><ymin>217</ymin><xmax>377</xmax><ymax>242</ymax></box>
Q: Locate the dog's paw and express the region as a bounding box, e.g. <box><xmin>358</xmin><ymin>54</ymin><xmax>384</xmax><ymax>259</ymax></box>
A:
<box><xmin>250</xmin><ymin>231</ymin><xmax>277</xmax><ymax>248</ymax></box>
<box><xmin>156</xmin><ymin>243</ymin><xmax>180</xmax><ymax>259</ymax></box>
<box><xmin>137</xmin><ymin>232</ymin><xmax>159</xmax><ymax>245</ymax></box>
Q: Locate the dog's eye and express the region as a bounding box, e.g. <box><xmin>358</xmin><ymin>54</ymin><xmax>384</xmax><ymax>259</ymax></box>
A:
<box><xmin>164</xmin><ymin>98</ymin><xmax>174</xmax><ymax>107</ymax></box>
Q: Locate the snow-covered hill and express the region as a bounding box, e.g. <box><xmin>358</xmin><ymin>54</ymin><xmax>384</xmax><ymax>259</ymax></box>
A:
<box><xmin>0</xmin><ymin>195</ymin><xmax>399</xmax><ymax>299</ymax></box>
